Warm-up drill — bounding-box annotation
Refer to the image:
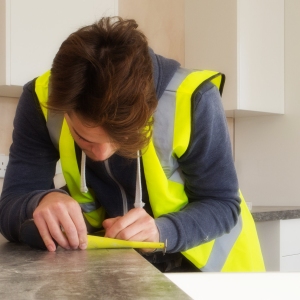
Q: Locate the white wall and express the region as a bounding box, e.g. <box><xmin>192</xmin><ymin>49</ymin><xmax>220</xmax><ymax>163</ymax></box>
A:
<box><xmin>235</xmin><ymin>0</ymin><xmax>300</xmax><ymax>206</ymax></box>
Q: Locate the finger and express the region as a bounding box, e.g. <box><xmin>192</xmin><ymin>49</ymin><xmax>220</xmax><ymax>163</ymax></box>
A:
<box><xmin>124</xmin><ymin>224</ymin><xmax>159</xmax><ymax>243</ymax></box>
<box><xmin>59</xmin><ymin>212</ymin><xmax>80</xmax><ymax>250</ymax></box>
<box><xmin>33</xmin><ymin>216</ymin><xmax>58</xmax><ymax>252</ymax></box>
<box><xmin>121</xmin><ymin>219</ymin><xmax>160</xmax><ymax>254</ymax></box>
<box><xmin>104</xmin><ymin>211</ymin><xmax>141</xmax><ymax>239</ymax></box>
<box><xmin>114</xmin><ymin>218</ymin><xmax>150</xmax><ymax>241</ymax></box>
<box><xmin>44</xmin><ymin>213</ymin><xmax>72</xmax><ymax>250</ymax></box>
<box><xmin>105</xmin><ymin>209</ymin><xmax>147</xmax><ymax>240</ymax></box>
<box><xmin>117</xmin><ymin>211</ymin><xmax>159</xmax><ymax>243</ymax></box>
<box><xmin>102</xmin><ymin>217</ymin><xmax>121</xmax><ymax>230</ymax></box>
<box><xmin>69</xmin><ymin>210</ymin><xmax>88</xmax><ymax>250</ymax></box>
<box><xmin>33</xmin><ymin>204</ymin><xmax>71</xmax><ymax>250</ymax></box>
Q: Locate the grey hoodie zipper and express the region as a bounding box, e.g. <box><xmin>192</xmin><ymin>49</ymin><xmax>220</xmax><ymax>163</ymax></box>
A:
<box><xmin>104</xmin><ymin>159</ymin><xmax>128</xmax><ymax>215</ymax></box>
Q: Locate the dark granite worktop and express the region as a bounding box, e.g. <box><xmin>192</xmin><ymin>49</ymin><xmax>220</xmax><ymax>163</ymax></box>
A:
<box><xmin>0</xmin><ymin>235</ymin><xmax>191</xmax><ymax>299</ymax></box>
<box><xmin>251</xmin><ymin>206</ymin><xmax>300</xmax><ymax>222</ymax></box>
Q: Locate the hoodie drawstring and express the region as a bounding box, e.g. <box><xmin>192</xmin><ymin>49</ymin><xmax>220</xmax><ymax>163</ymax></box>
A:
<box><xmin>80</xmin><ymin>150</ymin><xmax>145</xmax><ymax>209</ymax></box>
<box><xmin>80</xmin><ymin>151</ymin><xmax>88</xmax><ymax>193</ymax></box>
<box><xmin>134</xmin><ymin>151</ymin><xmax>145</xmax><ymax>208</ymax></box>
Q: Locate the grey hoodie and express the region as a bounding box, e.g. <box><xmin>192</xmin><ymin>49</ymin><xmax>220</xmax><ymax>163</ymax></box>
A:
<box><xmin>0</xmin><ymin>49</ymin><xmax>240</xmax><ymax>261</ymax></box>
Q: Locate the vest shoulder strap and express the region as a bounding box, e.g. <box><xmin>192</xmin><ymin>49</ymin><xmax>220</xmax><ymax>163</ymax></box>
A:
<box><xmin>35</xmin><ymin>70</ymin><xmax>64</xmax><ymax>150</ymax></box>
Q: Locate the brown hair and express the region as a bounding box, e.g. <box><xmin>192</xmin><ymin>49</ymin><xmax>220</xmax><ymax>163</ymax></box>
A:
<box><xmin>47</xmin><ymin>17</ymin><xmax>157</xmax><ymax>158</ymax></box>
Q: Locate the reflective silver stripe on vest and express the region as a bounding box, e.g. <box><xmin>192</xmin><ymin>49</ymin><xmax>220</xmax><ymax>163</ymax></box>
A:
<box><xmin>45</xmin><ymin>110</ymin><xmax>100</xmax><ymax>212</ymax></box>
<box><xmin>153</xmin><ymin>68</ymin><xmax>193</xmax><ymax>184</ymax></box>
<box><xmin>47</xmin><ymin>109</ymin><xmax>100</xmax><ymax>213</ymax></box>
<box><xmin>201</xmin><ymin>216</ymin><xmax>243</xmax><ymax>272</ymax></box>
<box><xmin>46</xmin><ymin>110</ymin><xmax>64</xmax><ymax>150</ymax></box>
<box><xmin>79</xmin><ymin>202</ymin><xmax>100</xmax><ymax>213</ymax></box>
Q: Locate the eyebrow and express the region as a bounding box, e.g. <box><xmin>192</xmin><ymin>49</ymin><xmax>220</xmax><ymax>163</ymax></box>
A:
<box><xmin>72</xmin><ymin>127</ymin><xmax>93</xmax><ymax>143</ymax></box>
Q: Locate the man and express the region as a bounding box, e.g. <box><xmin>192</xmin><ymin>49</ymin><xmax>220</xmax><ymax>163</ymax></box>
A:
<box><xmin>0</xmin><ymin>17</ymin><xmax>264</xmax><ymax>272</ymax></box>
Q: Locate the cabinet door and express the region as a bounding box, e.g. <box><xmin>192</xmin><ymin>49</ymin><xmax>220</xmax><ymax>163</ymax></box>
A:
<box><xmin>280</xmin><ymin>219</ymin><xmax>300</xmax><ymax>257</ymax></box>
<box><xmin>281</xmin><ymin>255</ymin><xmax>300</xmax><ymax>272</ymax></box>
<box><xmin>280</xmin><ymin>219</ymin><xmax>300</xmax><ymax>271</ymax></box>
<box><xmin>238</xmin><ymin>0</ymin><xmax>284</xmax><ymax>114</ymax></box>
<box><xmin>3</xmin><ymin>0</ymin><xmax>117</xmax><ymax>86</ymax></box>
<box><xmin>185</xmin><ymin>0</ymin><xmax>284</xmax><ymax>115</ymax></box>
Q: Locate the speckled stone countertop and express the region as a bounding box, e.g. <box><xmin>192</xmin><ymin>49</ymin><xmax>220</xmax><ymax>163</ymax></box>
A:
<box><xmin>251</xmin><ymin>206</ymin><xmax>300</xmax><ymax>222</ymax></box>
<box><xmin>0</xmin><ymin>235</ymin><xmax>191</xmax><ymax>300</ymax></box>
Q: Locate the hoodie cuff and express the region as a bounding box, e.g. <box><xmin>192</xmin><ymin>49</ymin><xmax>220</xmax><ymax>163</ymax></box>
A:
<box><xmin>155</xmin><ymin>216</ymin><xmax>180</xmax><ymax>253</ymax></box>
<box><xmin>26</xmin><ymin>189</ymin><xmax>69</xmax><ymax>219</ymax></box>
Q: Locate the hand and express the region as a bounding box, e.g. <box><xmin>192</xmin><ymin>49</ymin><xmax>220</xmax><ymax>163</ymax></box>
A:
<box><xmin>102</xmin><ymin>208</ymin><xmax>159</xmax><ymax>253</ymax></box>
<box><xmin>33</xmin><ymin>192</ymin><xmax>87</xmax><ymax>252</ymax></box>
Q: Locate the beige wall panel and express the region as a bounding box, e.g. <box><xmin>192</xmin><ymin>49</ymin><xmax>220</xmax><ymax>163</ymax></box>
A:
<box><xmin>0</xmin><ymin>0</ymin><xmax>5</xmax><ymax>85</ymax></box>
<box><xmin>0</xmin><ymin>97</ymin><xmax>18</xmax><ymax>154</ymax></box>
<box><xmin>119</xmin><ymin>0</ymin><xmax>185</xmax><ymax>65</ymax></box>
<box><xmin>0</xmin><ymin>97</ymin><xmax>18</xmax><ymax>193</ymax></box>
<box><xmin>185</xmin><ymin>0</ymin><xmax>237</xmax><ymax>110</ymax></box>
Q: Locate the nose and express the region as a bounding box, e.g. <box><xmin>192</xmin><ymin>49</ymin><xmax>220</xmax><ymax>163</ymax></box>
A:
<box><xmin>91</xmin><ymin>143</ymin><xmax>111</xmax><ymax>161</ymax></box>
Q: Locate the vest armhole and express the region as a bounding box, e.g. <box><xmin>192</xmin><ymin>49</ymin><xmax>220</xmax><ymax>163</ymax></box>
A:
<box><xmin>186</xmin><ymin>72</ymin><xmax>225</xmax><ymax>159</ymax></box>
<box><xmin>179</xmin><ymin>80</ymin><xmax>217</xmax><ymax>160</ymax></box>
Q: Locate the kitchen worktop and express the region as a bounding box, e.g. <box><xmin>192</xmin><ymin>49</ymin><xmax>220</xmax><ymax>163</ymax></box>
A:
<box><xmin>0</xmin><ymin>234</ymin><xmax>190</xmax><ymax>300</ymax></box>
<box><xmin>251</xmin><ymin>206</ymin><xmax>300</xmax><ymax>222</ymax></box>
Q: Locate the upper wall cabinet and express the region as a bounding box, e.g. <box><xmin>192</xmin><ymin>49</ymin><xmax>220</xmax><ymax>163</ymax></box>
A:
<box><xmin>0</xmin><ymin>0</ymin><xmax>117</xmax><ymax>92</ymax></box>
<box><xmin>185</xmin><ymin>0</ymin><xmax>284</xmax><ymax>116</ymax></box>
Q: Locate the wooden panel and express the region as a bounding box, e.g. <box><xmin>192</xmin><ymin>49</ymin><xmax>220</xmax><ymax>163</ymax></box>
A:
<box><xmin>0</xmin><ymin>96</ymin><xmax>17</xmax><ymax>193</ymax></box>
<box><xmin>118</xmin><ymin>0</ymin><xmax>185</xmax><ymax>65</ymax></box>
<box><xmin>0</xmin><ymin>97</ymin><xmax>18</xmax><ymax>154</ymax></box>
<box><xmin>0</xmin><ymin>0</ymin><xmax>5</xmax><ymax>85</ymax></box>
<box><xmin>185</xmin><ymin>0</ymin><xmax>237</xmax><ymax>110</ymax></box>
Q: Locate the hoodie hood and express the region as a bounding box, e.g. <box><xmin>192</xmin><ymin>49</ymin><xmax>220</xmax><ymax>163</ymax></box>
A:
<box><xmin>149</xmin><ymin>48</ymin><xmax>180</xmax><ymax>100</ymax></box>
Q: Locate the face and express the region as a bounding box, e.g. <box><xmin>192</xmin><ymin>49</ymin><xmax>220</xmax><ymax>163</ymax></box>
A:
<box><xmin>65</xmin><ymin>112</ymin><xmax>118</xmax><ymax>161</ymax></box>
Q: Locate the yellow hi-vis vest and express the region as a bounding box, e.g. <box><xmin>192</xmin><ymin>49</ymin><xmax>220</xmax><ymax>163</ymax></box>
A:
<box><xmin>35</xmin><ymin>68</ymin><xmax>265</xmax><ymax>272</ymax></box>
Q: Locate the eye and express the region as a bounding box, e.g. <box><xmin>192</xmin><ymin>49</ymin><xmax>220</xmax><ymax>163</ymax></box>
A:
<box><xmin>80</xmin><ymin>137</ymin><xmax>91</xmax><ymax>143</ymax></box>
<box><xmin>75</xmin><ymin>133</ymin><xmax>89</xmax><ymax>143</ymax></box>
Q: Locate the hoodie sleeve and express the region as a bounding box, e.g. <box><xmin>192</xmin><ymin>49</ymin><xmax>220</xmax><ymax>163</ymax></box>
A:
<box><xmin>155</xmin><ymin>82</ymin><xmax>241</xmax><ymax>253</ymax></box>
<box><xmin>0</xmin><ymin>81</ymin><xmax>67</xmax><ymax>242</ymax></box>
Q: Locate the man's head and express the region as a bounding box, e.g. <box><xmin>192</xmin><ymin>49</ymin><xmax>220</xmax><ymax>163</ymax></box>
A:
<box><xmin>47</xmin><ymin>17</ymin><xmax>157</xmax><ymax>160</ymax></box>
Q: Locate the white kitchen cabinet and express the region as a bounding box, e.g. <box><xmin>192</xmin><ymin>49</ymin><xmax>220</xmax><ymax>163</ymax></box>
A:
<box><xmin>165</xmin><ymin>273</ymin><xmax>300</xmax><ymax>299</ymax></box>
<box><xmin>0</xmin><ymin>0</ymin><xmax>118</xmax><ymax>89</ymax></box>
<box><xmin>185</xmin><ymin>0</ymin><xmax>284</xmax><ymax>116</ymax></box>
<box><xmin>256</xmin><ymin>219</ymin><xmax>300</xmax><ymax>271</ymax></box>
